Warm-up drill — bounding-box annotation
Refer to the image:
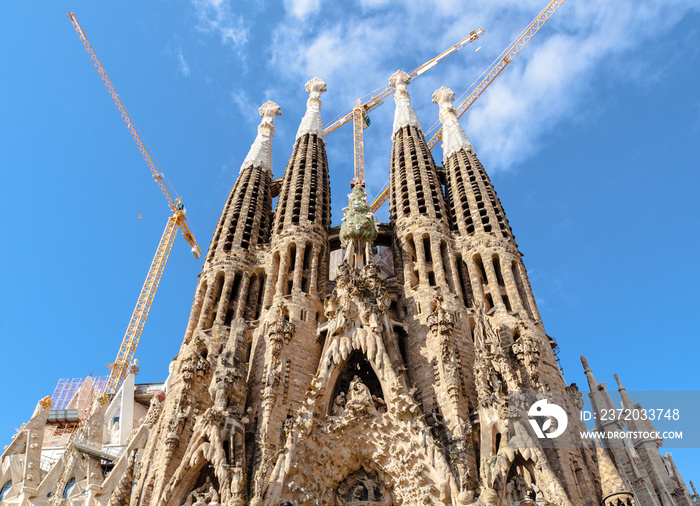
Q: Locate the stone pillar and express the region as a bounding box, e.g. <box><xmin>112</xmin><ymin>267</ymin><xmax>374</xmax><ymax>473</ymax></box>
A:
<box><xmin>197</xmin><ymin>282</ymin><xmax>217</xmax><ymax>330</ymax></box>
<box><xmin>235</xmin><ymin>273</ymin><xmax>252</xmax><ymax>319</ymax></box>
<box><xmin>447</xmin><ymin>251</ymin><xmax>462</xmax><ymax>299</ymax></box>
<box><xmin>276</xmin><ymin>252</ymin><xmax>290</xmax><ymax>296</ymax></box>
<box><xmin>310</xmin><ymin>244</ymin><xmax>320</xmax><ymax>293</ymax></box>
<box><xmin>262</xmin><ymin>257</ymin><xmax>278</xmax><ymax>309</ymax></box>
<box><xmin>414</xmin><ymin>237</ymin><xmax>429</xmax><ymax>286</ymax></box>
<box><xmin>430</xmin><ymin>238</ymin><xmax>448</xmax><ymax>289</ymax></box>
<box><xmin>465</xmin><ymin>256</ymin><xmax>485</xmax><ymax>306</ymax></box>
<box><xmin>483</xmin><ymin>256</ymin><xmax>505</xmax><ymax>311</ymax></box>
<box><xmin>503</xmin><ymin>259</ymin><xmax>525</xmax><ymax>313</ymax></box>
<box><xmin>215</xmin><ymin>276</ymin><xmax>236</xmax><ymax>325</ymax></box>
<box><xmin>292</xmin><ymin>243</ymin><xmax>304</xmax><ymax>292</ymax></box>
<box><xmin>246</xmin><ymin>274</ymin><xmax>263</xmax><ymax>320</ymax></box>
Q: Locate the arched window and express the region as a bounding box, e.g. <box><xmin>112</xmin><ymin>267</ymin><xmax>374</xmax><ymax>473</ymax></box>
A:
<box><xmin>63</xmin><ymin>477</ymin><xmax>76</xmax><ymax>498</ymax></box>
<box><xmin>0</xmin><ymin>480</ymin><xmax>12</xmax><ymax>500</ymax></box>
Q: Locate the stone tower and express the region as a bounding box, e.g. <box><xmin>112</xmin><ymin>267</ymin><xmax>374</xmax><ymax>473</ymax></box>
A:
<box><xmin>122</xmin><ymin>100</ymin><xmax>284</xmax><ymax>506</ymax></box>
<box><xmin>7</xmin><ymin>74</ymin><xmax>696</xmax><ymax>505</ymax></box>
<box><xmin>387</xmin><ymin>70</ymin><xmax>477</xmax><ymax>492</ymax></box>
<box><xmin>247</xmin><ymin>77</ymin><xmax>332</xmax><ymax>500</ymax></box>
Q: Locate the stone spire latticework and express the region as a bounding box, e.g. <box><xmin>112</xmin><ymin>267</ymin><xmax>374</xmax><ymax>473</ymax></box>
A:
<box><xmin>434</xmin><ymin>86</ymin><xmax>540</xmax><ymax>325</ymax></box>
<box><xmin>273</xmin><ymin>77</ymin><xmax>330</xmax><ymax>235</ymax></box>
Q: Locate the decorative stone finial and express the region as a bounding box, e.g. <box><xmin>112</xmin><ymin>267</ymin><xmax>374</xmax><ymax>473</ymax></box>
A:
<box><xmin>580</xmin><ymin>355</ymin><xmax>590</xmax><ymax>372</ymax></box>
<box><xmin>128</xmin><ymin>359</ymin><xmax>141</xmax><ymax>376</ymax></box>
<box><xmin>432</xmin><ymin>86</ymin><xmax>473</xmax><ymax>158</ymax></box>
<box><xmin>613</xmin><ymin>373</ymin><xmax>625</xmax><ymax>391</ymax></box>
<box><xmin>242</xmin><ymin>101</ymin><xmax>282</xmax><ymax>174</ymax></box>
<box><xmin>581</xmin><ymin>355</ymin><xmax>599</xmax><ymax>389</ymax></box>
<box><xmin>339</xmin><ymin>184</ymin><xmax>378</xmax><ymax>263</ymax></box>
<box><xmin>390</xmin><ymin>70</ymin><xmax>421</xmax><ymax>136</ymax></box>
<box><xmin>296</xmin><ymin>77</ymin><xmax>327</xmax><ymax>141</ymax></box>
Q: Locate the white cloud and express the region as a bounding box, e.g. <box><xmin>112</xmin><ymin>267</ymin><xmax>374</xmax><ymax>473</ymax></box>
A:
<box><xmin>358</xmin><ymin>0</ymin><xmax>391</xmax><ymax>10</ymax></box>
<box><xmin>266</xmin><ymin>0</ymin><xmax>699</xmax><ymax>174</ymax></box>
<box><xmin>283</xmin><ymin>0</ymin><xmax>322</xmax><ymax>20</ymax></box>
<box><xmin>177</xmin><ymin>50</ymin><xmax>191</xmax><ymax>76</ymax></box>
<box><xmin>231</xmin><ymin>89</ymin><xmax>261</xmax><ymax>127</ymax></box>
<box><xmin>192</xmin><ymin>0</ymin><xmax>248</xmax><ymax>49</ymax></box>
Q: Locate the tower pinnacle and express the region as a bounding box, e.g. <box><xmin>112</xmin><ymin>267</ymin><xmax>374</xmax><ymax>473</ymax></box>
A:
<box><xmin>613</xmin><ymin>373</ymin><xmax>625</xmax><ymax>391</ymax></box>
<box><xmin>432</xmin><ymin>86</ymin><xmax>473</xmax><ymax>157</ymax></box>
<box><xmin>296</xmin><ymin>77</ymin><xmax>327</xmax><ymax>141</ymax></box>
<box><xmin>242</xmin><ymin>101</ymin><xmax>281</xmax><ymax>174</ymax></box>
<box><xmin>390</xmin><ymin>70</ymin><xmax>421</xmax><ymax>136</ymax></box>
<box><xmin>581</xmin><ymin>355</ymin><xmax>599</xmax><ymax>389</ymax></box>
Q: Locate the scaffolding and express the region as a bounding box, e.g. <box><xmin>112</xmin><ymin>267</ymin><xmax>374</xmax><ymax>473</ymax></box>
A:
<box><xmin>51</xmin><ymin>378</ymin><xmax>84</xmax><ymax>410</ymax></box>
<box><xmin>52</xmin><ymin>375</ymin><xmax>109</xmax><ymax>418</ymax></box>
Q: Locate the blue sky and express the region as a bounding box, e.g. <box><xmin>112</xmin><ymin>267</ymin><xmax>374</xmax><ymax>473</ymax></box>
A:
<box><xmin>1</xmin><ymin>0</ymin><xmax>699</xmax><ymax>486</ymax></box>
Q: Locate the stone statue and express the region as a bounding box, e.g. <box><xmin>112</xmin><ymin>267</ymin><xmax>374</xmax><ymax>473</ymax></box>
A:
<box><xmin>331</xmin><ymin>391</ymin><xmax>346</xmax><ymax>416</ymax></box>
<box><xmin>345</xmin><ymin>376</ymin><xmax>377</xmax><ymax>416</ymax></box>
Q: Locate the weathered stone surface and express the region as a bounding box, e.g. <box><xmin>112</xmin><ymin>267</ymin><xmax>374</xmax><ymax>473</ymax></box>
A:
<box><xmin>2</xmin><ymin>80</ymin><xmax>694</xmax><ymax>506</ymax></box>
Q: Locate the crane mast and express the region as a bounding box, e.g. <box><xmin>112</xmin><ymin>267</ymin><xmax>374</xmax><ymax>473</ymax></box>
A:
<box><xmin>370</xmin><ymin>0</ymin><xmax>566</xmax><ymax>212</ymax></box>
<box><xmin>51</xmin><ymin>15</ymin><xmax>204</xmax><ymax>502</ymax></box>
<box><xmin>66</xmin><ymin>11</ymin><xmax>201</xmax><ymax>395</ymax></box>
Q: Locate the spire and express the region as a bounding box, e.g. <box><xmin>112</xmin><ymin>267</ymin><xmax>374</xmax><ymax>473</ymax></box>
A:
<box><xmin>596</xmin><ymin>441</ymin><xmax>636</xmax><ymax>506</ymax></box>
<box><xmin>432</xmin><ymin>86</ymin><xmax>473</xmax><ymax>158</ymax></box>
<box><xmin>613</xmin><ymin>373</ymin><xmax>626</xmax><ymax>391</ymax></box>
<box><xmin>295</xmin><ymin>77</ymin><xmax>326</xmax><ymax>142</ymax></box>
<box><xmin>613</xmin><ymin>372</ymin><xmax>636</xmax><ymax>411</ymax></box>
<box><xmin>390</xmin><ymin>70</ymin><xmax>421</xmax><ymax>136</ymax></box>
<box><xmin>580</xmin><ymin>355</ymin><xmax>599</xmax><ymax>390</ymax></box>
<box><xmin>271</xmin><ymin>78</ymin><xmax>331</xmax><ymax>234</ymax></box>
<box><xmin>241</xmin><ymin>101</ymin><xmax>281</xmax><ymax>174</ymax></box>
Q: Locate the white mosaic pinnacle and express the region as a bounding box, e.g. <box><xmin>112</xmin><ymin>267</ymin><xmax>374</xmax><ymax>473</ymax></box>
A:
<box><xmin>241</xmin><ymin>101</ymin><xmax>282</xmax><ymax>174</ymax></box>
<box><xmin>432</xmin><ymin>86</ymin><xmax>473</xmax><ymax>159</ymax></box>
<box><xmin>295</xmin><ymin>77</ymin><xmax>327</xmax><ymax>142</ymax></box>
<box><xmin>390</xmin><ymin>70</ymin><xmax>422</xmax><ymax>137</ymax></box>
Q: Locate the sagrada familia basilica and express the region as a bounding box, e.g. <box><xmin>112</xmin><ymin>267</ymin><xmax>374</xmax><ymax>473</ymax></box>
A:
<box><xmin>0</xmin><ymin>73</ymin><xmax>696</xmax><ymax>505</ymax></box>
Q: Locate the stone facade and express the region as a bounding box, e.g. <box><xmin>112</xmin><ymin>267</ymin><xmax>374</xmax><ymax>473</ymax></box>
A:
<box><xmin>1</xmin><ymin>76</ymin><xmax>696</xmax><ymax>506</ymax></box>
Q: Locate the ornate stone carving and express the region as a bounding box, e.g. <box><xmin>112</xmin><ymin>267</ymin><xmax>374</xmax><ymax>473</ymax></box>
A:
<box><xmin>428</xmin><ymin>293</ymin><xmax>455</xmax><ymax>363</ymax></box>
<box><xmin>337</xmin><ymin>468</ymin><xmax>392</xmax><ymax>505</ymax></box>
<box><xmin>267</xmin><ymin>301</ymin><xmax>294</xmax><ymax>359</ymax></box>
<box><xmin>511</xmin><ymin>323</ymin><xmax>541</xmax><ymax>389</ymax></box>
<box><xmin>428</xmin><ymin>293</ymin><xmax>461</xmax><ymax>403</ymax></box>
<box><xmin>344</xmin><ymin>376</ymin><xmax>378</xmax><ymax>417</ymax></box>
<box><xmin>266</xmin><ymin>398</ymin><xmax>458</xmax><ymax>504</ymax></box>
<box><xmin>321</xmin><ymin>260</ymin><xmax>393</xmax><ymax>383</ymax></box>
<box><xmin>196</xmin><ymin>352</ymin><xmax>210</xmax><ymax>381</ymax></box>
<box><xmin>472</xmin><ymin>304</ymin><xmax>519</xmax><ymax>408</ymax></box>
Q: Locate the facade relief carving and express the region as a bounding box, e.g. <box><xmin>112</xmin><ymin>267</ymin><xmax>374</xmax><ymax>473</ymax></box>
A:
<box><xmin>510</xmin><ymin>323</ymin><xmax>541</xmax><ymax>390</ymax></box>
<box><xmin>428</xmin><ymin>293</ymin><xmax>460</xmax><ymax>401</ymax></box>
<box><xmin>161</xmin><ymin>345</ymin><xmax>249</xmax><ymax>506</ymax></box>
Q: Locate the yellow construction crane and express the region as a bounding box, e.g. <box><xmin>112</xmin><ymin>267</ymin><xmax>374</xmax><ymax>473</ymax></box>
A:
<box><xmin>370</xmin><ymin>0</ymin><xmax>566</xmax><ymax>212</ymax></box>
<box><xmin>324</xmin><ymin>28</ymin><xmax>485</xmax><ymax>185</ymax></box>
<box><xmin>50</xmin><ymin>14</ymin><xmax>203</xmax><ymax>503</ymax></box>
<box><xmin>67</xmin><ymin>12</ymin><xmax>201</xmax><ymax>395</ymax></box>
